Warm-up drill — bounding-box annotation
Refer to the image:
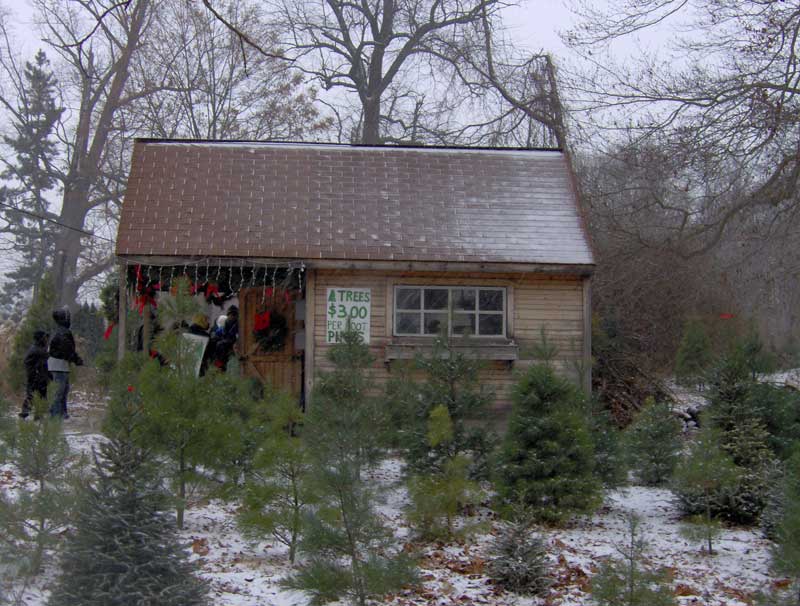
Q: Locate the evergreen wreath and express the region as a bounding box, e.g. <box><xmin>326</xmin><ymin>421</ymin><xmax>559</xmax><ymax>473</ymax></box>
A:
<box><xmin>253</xmin><ymin>311</ymin><xmax>288</xmax><ymax>352</ymax></box>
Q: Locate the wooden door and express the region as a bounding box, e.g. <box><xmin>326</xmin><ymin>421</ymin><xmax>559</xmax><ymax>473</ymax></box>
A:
<box><xmin>239</xmin><ymin>287</ymin><xmax>302</xmax><ymax>396</ymax></box>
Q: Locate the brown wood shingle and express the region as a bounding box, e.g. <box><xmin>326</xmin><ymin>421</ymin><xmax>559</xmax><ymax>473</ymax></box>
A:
<box><xmin>116</xmin><ymin>141</ymin><xmax>593</xmax><ymax>266</ymax></box>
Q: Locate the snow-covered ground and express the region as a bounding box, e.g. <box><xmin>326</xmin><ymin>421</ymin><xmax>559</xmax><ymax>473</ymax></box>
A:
<box><xmin>0</xmin><ymin>387</ymin><xmax>788</xmax><ymax>605</ymax></box>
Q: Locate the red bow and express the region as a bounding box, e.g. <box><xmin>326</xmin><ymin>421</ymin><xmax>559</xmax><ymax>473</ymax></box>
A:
<box><xmin>255</xmin><ymin>311</ymin><xmax>272</xmax><ymax>331</ymax></box>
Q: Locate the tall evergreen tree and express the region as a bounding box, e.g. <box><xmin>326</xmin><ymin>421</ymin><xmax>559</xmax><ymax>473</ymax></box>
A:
<box><xmin>47</xmin><ymin>394</ymin><xmax>208</xmax><ymax>606</ymax></box>
<box><xmin>496</xmin><ymin>364</ymin><xmax>601</xmax><ymax>525</ymax></box>
<box><xmin>0</xmin><ymin>50</ymin><xmax>63</xmax><ymax>307</ymax></box>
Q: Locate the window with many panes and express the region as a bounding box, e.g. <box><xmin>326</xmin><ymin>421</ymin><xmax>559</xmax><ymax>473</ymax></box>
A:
<box><xmin>394</xmin><ymin>286</ymin><xmax>506</xmax><ymax>337</ymax></box>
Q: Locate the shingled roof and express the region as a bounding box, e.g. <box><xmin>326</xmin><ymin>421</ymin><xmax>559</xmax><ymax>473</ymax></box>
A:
<box><xmin>116</xmin><ymin>141</ymin><xmax>594</xmax><ymax>268</ymax></box>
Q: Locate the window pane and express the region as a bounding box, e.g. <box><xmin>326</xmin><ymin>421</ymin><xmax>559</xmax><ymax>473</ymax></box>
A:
<box><xmin>479</xmin><ymin>314</ymin><xmax>503</xmax><ymax>335</ymax></box>
<box><xmin>479</xmin><ymin>289</ymin><xmax>504</xmax><ymax>311</ymax></box>
<box><xmin>396</xmin><ymin>312</ymin><xmax>421</xmax><ymax>334</ymax></box>
<box><xmin>396</xmin><ymin>288</ymin><xmax>420</xmax><ymax>310</ymax></box>
<box><xmin>424</xmin><ymin>289</ymin><xmax>448</xmax><ymax>310</ymax></box>
<box><xmin>452</xmin><ymin>289</ymin><xmax>476</xmax><ymax>311</ymax></box>
<box><xmin>452</xmin><ymin>313</ymin><xmax>476</xmax><ymax>335</ymax></box>
<box><xmin>424</xmin><ymin>313</ymin><xmax>448</xmax><ymax>335</ymax></box>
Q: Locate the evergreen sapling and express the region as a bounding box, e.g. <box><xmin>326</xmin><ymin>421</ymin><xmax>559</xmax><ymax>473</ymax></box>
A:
<box><xmin>284</xmin><ymin>329</ymin><xmax>416</xmax><ymax>606</ymax></box>
<box><xmin>496</xmin><ymin>364</ymin><xmax>601</xmax><ymax>525</ymax></box>
<box><xmin>47</xmin><ymin>393</ymin><xmax>208</xmax><ymax>606</ymax></box>
<box><xmin>673</xmin><ymin>427</ymin><xmax>739</xmax><ymax>554</ymax></box>
<box><xmin>407</xmin><ymin>405</ymin><xmax>484</xmax><ymax>540</ymax></box>
<box><xmin>674</xmin><ymin>318</ymin><xmax>712</xmax><ymax>388</ymax></box>
<box><xmin>625</xmin><ymin>397</ymin><xmax>682</xmax><ymax>486</ymax></box>
<box><xmin>238</xmin><ymin>390</ymin><xmax>314</xmax><ymax>563</ymax></box>
<box><xmin>591</xmin><ymin>514</ymin><xmax>676</xmax><ymax>606</ymax></box>
<box><xmin>401</xmin><ymin>335</ymin><xmax>494</xmax><ymax>477</ymax></box>
<box><xmin>487</xmin><ymin>504</ymin><xmax>552</xmax><ymax>596</ymax></box>
<box><xmin>0</xmin><ymin>396</ymin><xmax>77</xmax><ymax>576</ymax></box>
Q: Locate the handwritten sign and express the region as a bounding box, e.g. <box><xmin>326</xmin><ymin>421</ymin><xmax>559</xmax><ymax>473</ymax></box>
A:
<box><xmin>326</xmin><ymin>288</ymin><xmax>371</xmax><ymax>344</ymax></box>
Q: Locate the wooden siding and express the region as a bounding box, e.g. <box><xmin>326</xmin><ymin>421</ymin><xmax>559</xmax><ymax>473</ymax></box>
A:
<box><xmin>310</xmin><ymin>269</ymin><xmax>587</xmax><ymax>418</ymax></box>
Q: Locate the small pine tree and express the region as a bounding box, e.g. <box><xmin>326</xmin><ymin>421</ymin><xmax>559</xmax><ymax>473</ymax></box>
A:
<box><xmin>401</xmin><ymin>335</ymin><xmax>494</xmax><ymax>477</ymax></box>
<box><xmin>771</xmin><ymin>448</ymin><xmax>800</xmax><ymax>605</ymax></box>
<box><xmin>496</xmin><ymin>364</ymin><xmax>601</xmax><ymax>525</ymax></box>
<box><xmin>625</xmin><ymin>397</ymin><xmax>683</xmax><ymax>486</ymax></box>
<box><xmin>585</xmin><ymin>396</ymin><xmax>627</xmax><ymax>488</ymax></box>
<box><xmin>672</xmin><ymin>427</ymin><xmax>739</xmax><ymax>553</ymax></box>
<box><xmin>7</xmin><ymin>274</ymin><xmax>56</xmax><ymax>391</ymax></box>
<box><xmin>0</xmin><ymin>397</ymin><xmax>77</xmax><ymax>574</ymax></box>
<box><xmin>134</xmin><ymin>278</ymin><xmax>251</xmax><ymax>528</ymax></box>
<box><xmin>238</xmin><ymin>390</ymin><xmax>314</xmax><ymax>563</ymax></box>
<box><xmin>487</xmin><ymin>505</ymin><xmax>552</xmax><ymax>596</ymax></box>
<box><xmin>284</xmin><ymin>329</ymin><xmax>416</xmax><ymax>606</ymax></box>
<box><xmin>407</xmin><ymin>406</ymin><xmax>484</xmax><ymax>540</ymax></box>
<box><xmin>47</xmin><ymin>394</ymin><xmax>208</xmax><ymax>606</ymax></box>
<box><xmin>675</xmin><ymin>318</ymin><xmax>712</xmax><ymax>388</ymax></box>
<box><xmin>591</xmin><ymin>514</ymin><xmax>676</xmax><ymax>606</ymax></box>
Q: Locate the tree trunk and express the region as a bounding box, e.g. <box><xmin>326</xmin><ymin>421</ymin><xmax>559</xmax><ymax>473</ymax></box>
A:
<box><xmin>178</xmin><ymin>448</ymin><xmax>186</xmax><ymax>529</ymax></box>
<box><xmin>362</xmin><ymin>97</ymin><xmax>381</xmax><ymax>145</ymax></box>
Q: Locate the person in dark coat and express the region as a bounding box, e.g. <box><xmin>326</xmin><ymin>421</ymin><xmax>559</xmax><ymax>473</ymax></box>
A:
<box><xmin>19</xmin><ymin>330</ymin><xmax>50</xmax><ymax>419</ymax></box>
<box><xmin>48</xmin><ymin>308</ymin><xmax>83</xmax><ymax>419</ymax></box>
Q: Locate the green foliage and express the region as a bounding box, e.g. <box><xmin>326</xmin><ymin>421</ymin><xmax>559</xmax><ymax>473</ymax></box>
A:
<box><xmin>487</xmin><ymin>506</ymin><xmax>552</xmax><ymax>596</ymax></box>
<box><xmin>700</xmin><ymin>351</ymin><xmax>783</xmax><ymax>524</ymax></box>
<box><xmin>744</xmin><ymin>383</ymin><xmax>800</xmax><ymax>460</ymax></box>
<box><xmin>591</xmin><ymin>515</ymin><xmax>676</xmax><ymax>606</ymax></box>
<box><xmin>308</xmin><ymin>329</ymin><xmax>387</xmax><ymax>474</ymax></box>
<box><xmin>0</xmin><ymin>51</ymin><xmax>63</xmax><ymax>308</ymax></box>
<box><xmin>393</xmin><ymin>335</ymin><xmax>495</xmax><ymax>478</ymax></box>
<box><xmin>680</xmin><ymin>514</ymin><xmax>724</xmax><ymax>555</ymax></box>
<box><xmin>130</xmin><ymin>281</ymin><xmax>258</xmax><ymax>528</ymax></box>
<box><xmin>674</xmin><ymin>318</ymin><xmax>712</xmax><ymax>387</ymax></box>
<box><xmin>238</xmin><ymin>391</ymin><xmax>314</xmax><ymax>563</ymax></box>
<box><xmin>584</xmin><ymin>396</ymin><xmax>627</xmax><ymax>488</ymax></box>
<box><xmin>47</xmin><ymin>394</ymin><xmax>208</xmax><ymax>606</ymax></box>
<box><xmin>8</xmin><ymin>274</ymin><xmax>56</xmax><ymax>391</ymax></box>
<box><xmin>496</xmin><ymin>364</ymin><xmax>601</xmax><ymax>525</ymax></box>
<box><xmin>625</xmin><ymin>397</ymin><xmax>683</xmax><ymax>486</ymax></box>
<box><xmin>772</xmin><ymin>449</ymin><xmax>800</xmax><ymax>588</ymax></box>
<box><xmin>740</xmin><ymin>327</ymin><xmax>777</xmax><ymax>379</ymax></box>
<box><xmin>71</xmin><ymin>302</ymin><xmax>104</xmax><ymax>362</ymax></box>
<box><xmin>407</xmin><ymin>405</ymin><xmax>483</xmax><ymax>540</ymax></box>
<box><xmin>285</xmin><ymin>328</ymin><xmax>416</xmax><ymax>606</ymax></box>
<box><xmin>0</xmin><ymin>402</ymin><xmax>79</xmax><ymax>575</ymax></box>
<box><xmin>672</xmin><ymin>427</ymin><xmax>739</xmax><ymax>550</ymax></box>
<box><xmin>527</xmin><ymin>326</ymin><xmax>559</xmax><ymax>366</ymax></box>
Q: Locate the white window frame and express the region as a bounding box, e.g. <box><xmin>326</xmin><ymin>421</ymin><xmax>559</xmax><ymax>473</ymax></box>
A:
<box><xmin>393</xmin><ymin>285</ymin><xmax>507</xmax><ymax>338</ymax></box>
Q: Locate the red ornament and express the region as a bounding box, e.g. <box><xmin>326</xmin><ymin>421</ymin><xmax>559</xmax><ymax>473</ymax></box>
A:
<box><xmin>127</xmin><ymin>385</ymin><xmax>135</xmax><ymax>392</ymax></box>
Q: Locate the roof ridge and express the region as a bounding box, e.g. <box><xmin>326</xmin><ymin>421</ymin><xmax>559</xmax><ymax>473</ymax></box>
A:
<box><xmin>134</xmin><ymin>138</ymin><xmax>563</xmax><ymax>155</ymax></box>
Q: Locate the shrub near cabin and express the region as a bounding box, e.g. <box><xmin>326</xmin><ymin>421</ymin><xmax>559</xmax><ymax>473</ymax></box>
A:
<box><xmin>326</xmin><ymin>288</ymin><xmax>371</xmax><ymax>344</ymax></box>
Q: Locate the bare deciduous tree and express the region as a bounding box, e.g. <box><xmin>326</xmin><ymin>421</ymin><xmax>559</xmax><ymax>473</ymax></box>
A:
<box><xmin>565</xmin><ymin>0</ymin><xmax>800</xmax><ymax>257</ymax></box>
<box><xmin>202</xmin><ymin>0</ymin><xmax>556</xmax><ymax>145</ymax></box>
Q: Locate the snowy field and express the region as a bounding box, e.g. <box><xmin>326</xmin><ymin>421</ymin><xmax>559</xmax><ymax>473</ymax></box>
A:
<box><xmin>0</xmin><ymin>386</ymin><xmax>789</xmax><ymax>605</ymax></box>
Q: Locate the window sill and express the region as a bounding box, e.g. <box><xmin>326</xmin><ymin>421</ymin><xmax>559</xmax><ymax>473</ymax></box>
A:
<box><xmin>385</xmin><ymin>338</ymin><xmax>519</xmax><ymax>361</ymax></box>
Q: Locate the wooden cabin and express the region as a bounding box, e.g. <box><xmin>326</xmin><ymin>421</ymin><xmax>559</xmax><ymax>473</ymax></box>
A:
<box><xmin>115</xmin><ymin>140</ymin><xmax>594</xmax><ymax>416</ymax></box>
